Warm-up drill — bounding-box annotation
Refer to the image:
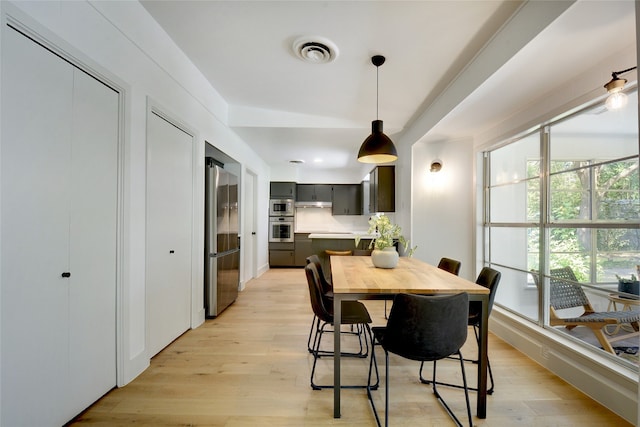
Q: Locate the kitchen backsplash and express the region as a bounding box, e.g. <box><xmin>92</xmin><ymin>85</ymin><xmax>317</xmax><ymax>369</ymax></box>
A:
<box><xmin>295</xmin><ymin>207</ymin><xmax>393</xmax><ymax>233</ymax></box>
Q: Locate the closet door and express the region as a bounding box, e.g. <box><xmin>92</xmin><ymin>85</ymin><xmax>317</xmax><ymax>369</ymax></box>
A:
<box><xmin>146</xmin><ymin>112</ymin><xmax>193</xmax><ymax>357</ymax></box>
<box><xmin>1</xmin><ymin>25</ymin><xmax>73</xmax><ymax>426</ymax></box>
<box><xmin>68</xmin><ymin>68</ymin><xmax>119</xmax><ymax>414</ymax></box>
<box><xmin>1</xmin><ymin>26</ymin><xmax>118</xmax><ymax>426</ymax></box>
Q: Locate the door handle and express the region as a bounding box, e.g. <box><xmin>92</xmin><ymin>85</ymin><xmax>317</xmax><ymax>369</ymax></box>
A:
<box><xmin>61</xmin><ymin>272</ymin><xmax>71</xmax><ymax>278</ymax></box>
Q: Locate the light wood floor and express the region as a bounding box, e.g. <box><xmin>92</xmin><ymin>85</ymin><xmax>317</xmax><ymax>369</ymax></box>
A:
<box><xmin>70</xmin><ymin>268</ymin><xmax>633</xmax><ymax>426</ymax></box>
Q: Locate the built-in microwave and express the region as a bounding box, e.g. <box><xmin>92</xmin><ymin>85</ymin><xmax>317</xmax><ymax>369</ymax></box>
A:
<box><xmin>269</xmin><ymin>199</ymin><xmax>294</xmax><ymax>216</ymax></box>
<box><xmin>269</xmin><ymin>217</ymin><xmax>294</xmax><ymax>242</ymax></box>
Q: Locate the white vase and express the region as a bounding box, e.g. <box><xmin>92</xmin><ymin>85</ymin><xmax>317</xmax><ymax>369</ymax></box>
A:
<box><xmin>371</xmin><ymin>247</ymin><xmax>399</xmax><ymax>269</ymax></box>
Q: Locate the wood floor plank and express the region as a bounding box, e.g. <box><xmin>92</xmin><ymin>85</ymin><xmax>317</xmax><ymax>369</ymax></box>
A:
<box><xmin>69</xmin><ymin>268</ymin><xmax>633</xmax><ymax>426</ymax></box>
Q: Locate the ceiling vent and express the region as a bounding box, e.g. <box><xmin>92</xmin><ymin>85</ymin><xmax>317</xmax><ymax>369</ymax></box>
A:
<box><xmin>292</xmin><ymin>37</ymin><xmax>339</xmax><ymax>64</ymax></box>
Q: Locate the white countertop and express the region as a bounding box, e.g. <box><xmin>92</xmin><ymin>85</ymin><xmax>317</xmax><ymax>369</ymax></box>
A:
<box><xmin>308</xmin><ymin>233</ymin><xmax>375</xmax><ymax>239</ymax></box>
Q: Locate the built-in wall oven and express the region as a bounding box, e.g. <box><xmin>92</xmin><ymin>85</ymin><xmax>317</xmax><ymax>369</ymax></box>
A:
<box><xmin>269</xmin><ymin>216</ymin><xmax>294</xmax><ymax>242</ymax></box>
<box><xmin>269</xmin><ymin>199</ymin><xmax>294</xmax><ymax>217</ymax></box>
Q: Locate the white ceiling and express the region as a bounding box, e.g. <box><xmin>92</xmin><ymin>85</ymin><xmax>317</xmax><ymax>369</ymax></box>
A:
<box><xmin>140</xmin><ymin>0</ymin><xmax>637</xmax><ymax>180</ymax></box>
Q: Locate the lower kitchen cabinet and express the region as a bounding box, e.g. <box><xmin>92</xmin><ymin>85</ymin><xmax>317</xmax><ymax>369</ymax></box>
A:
<box><xmin>294</xmin><ymin>233</ymin><xmax>313</xmax><ymax>266</ymax></box>
<box><xmin>269</xmin><ymin>242</ymin><xmax>296</xmax><ymax>267</ymax></box>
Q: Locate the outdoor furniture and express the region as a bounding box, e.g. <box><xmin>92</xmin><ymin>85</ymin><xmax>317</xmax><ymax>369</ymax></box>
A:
<box><xmin>547</xmin><ymin>267</ymin><xmax>640</xmax><ymax>354</ymax></box>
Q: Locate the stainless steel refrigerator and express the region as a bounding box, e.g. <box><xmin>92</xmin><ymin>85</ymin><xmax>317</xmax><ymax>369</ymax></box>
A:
<box><xmin>205</xmin><ymin>158</ymin><xmax>240</xmax><ymax>317</ymax></box>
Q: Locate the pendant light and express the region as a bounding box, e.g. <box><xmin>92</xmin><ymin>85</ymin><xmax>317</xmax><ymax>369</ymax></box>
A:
<box><xmin>357</xmin><ymin>55</ymin><xmax>398</xmax><ymax>163</ymax></box>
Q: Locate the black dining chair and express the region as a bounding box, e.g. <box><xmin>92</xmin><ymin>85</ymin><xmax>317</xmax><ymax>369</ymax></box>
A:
<box><xmin>306</xmin><ymin>255</ymin><xmax>332</xmax><ymax>353</ymax></box>
<box><xmin>305</xmin><ymin>263</ymin><xmax>378</xmax><ymax>390</ymax></box>
<box><xmin>438</xmin><ymin>257</ymin><xmax>462</xmax><ymax>275</ymax></box>
<box><xmin>385</xmin><ymin>257</ymin><xmax>462</xmax><ymax>319</ymax></box>
<box><xmin>367</xmin><ymin>292</ymin><xmax>472</xmax><ymax>427</ymax></box>
<box><xmin>420</xmin><ymin>266</ymin><xmax>501</xmax><ymax>395</ymax></box>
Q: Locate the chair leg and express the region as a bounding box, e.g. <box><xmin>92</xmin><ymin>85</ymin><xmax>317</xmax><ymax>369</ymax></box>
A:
<box><xmin>367</xmin><ymin>336</ymin><xmax>383</xmax><ymax>426</ymax></box>
<box><xmin>473</xmin><ymin>325</ymin><xmax>494</xmax><ymax>394</ymax></box>
<box><xmin>591</xmin><ymin>328</ymin><xmax>616</xmax><ymax>354</ymax></box>
<box><xmin>307</xmin><ymin>315</ymin><xmax>319</xmax><ymax>353</ymax></box>
<box><xmin>432</xmin><ymin>354</ymin><xmax>473</xmax><ymax>427</ymax></box>
<box><xmin>311</xmin><ymin>322</ymin><xmax>375</xmax><ymax>390</ymax></box>
<box><xmin>419</xmin><ymin>325</ymin><xmax>494</xmax><ymax>395</ymax></box>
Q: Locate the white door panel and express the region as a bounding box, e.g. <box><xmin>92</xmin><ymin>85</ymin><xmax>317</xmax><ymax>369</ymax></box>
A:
<box><xmin>146</xmin><ymin>112</ymin><xmax>193</xmax><ymax>357</ymax></box>
<box><xmin>1</xmin><ymin>26</ymin><xmax>118</xmax><ymax>425</ymax></box>
<box><xmin>68</xmin><ymin>68</ymin><xmax>119</xmax><ymax>413</ymax></box>
<box><xmin>1</xmin><ymin>26</ymin><xmax>73</xmax><ymax>426</ymax></box>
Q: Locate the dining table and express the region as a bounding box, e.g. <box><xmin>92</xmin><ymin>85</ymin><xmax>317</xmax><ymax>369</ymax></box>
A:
<box><xmin>330</xmin><ymin>255</ymin><xmax>491</xmax><ymax>419</ymax></box>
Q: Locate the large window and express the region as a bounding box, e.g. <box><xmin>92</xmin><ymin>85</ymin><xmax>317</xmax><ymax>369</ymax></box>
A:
<box><xmin>484</xmin><ymin>90</ymin><xmax>639</xmax><ymax>365</ymax></box>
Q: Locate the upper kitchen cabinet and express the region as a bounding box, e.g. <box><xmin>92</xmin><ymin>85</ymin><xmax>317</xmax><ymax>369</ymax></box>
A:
<box><xmin>332</xmin><ymin>184</ymin><xmax>362</xmax><ymax>215</ymax></box>
<box><xmin>369</xmin><ymin>165</ymin><xmax>395</xmax><ymax>212</ymax></box>
<box><xmin>270</xmin><ymin>181</ymin><xmax>296</xmax><ymax>199</ymax></box>
<box><xmin>296</xmin><ymin>184</ymin><xmax>332</xmax><ymax>202</ymax></box>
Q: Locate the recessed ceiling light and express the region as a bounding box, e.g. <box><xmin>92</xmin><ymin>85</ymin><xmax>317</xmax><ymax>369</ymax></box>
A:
<box><xmin>313</xmin><ymin>158</ymin><xmax>323</xmax><ymax>163</ymax></box>
<box><xmin>292</xmin><ymin>36</ymin><xmax>339</xmax><ymax>64</ymax></box>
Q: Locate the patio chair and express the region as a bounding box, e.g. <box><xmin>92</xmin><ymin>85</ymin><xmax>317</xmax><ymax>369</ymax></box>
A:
<box><xmin>548</xmin><ymin>267</ymin><xmax>640</xmax><ymax>354</ymax></box>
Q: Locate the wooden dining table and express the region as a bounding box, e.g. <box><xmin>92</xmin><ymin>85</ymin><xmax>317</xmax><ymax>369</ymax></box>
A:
<box><xmin>330</xmin><ymin>255</ymin><xmax>491</xmax><ymax>419</ymax></box>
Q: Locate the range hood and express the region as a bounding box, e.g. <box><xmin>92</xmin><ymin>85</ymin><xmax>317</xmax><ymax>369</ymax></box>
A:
<box><xmin>295</xmin><ymin>201</ymin><xmax>332</xmax><ymax>208</ymax></box>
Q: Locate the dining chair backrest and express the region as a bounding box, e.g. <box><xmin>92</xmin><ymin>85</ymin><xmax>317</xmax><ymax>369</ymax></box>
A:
<box><xmin>381</xmin><ymin>293</ymin><xmax>469</xmax><ymax>362</ymax></box>
<box><xmin>437</xmin><ymin>257</ymin><xmax>462</xmax><ymax>276</ymax></box>
<box><xmin>304</xmin><ymin>263</ymin><xmax>333</xmax><ymax>323</ymax></box>
<box><xmin>306</xmin><ymin>254</ymin><xmax>332</xmax><ymax>294</ymax></box>
<box><xmin>467</xmin><ymin>267</ymin><xmax>501</xmax><ymax>325</ymax></box>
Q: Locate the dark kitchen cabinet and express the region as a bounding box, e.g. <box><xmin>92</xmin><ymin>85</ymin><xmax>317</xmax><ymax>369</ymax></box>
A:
<box><xmin>270</xmin><ymin>181</ymin><xmax>296</xmax><ymax>199</ymax></box>
<box><xmin>294</xmin><ymin>233</ymin><xmax>313</xmax><ymax>266</ymax></box>
<box><xmin>369</xmin><ymin>165</ymin><xmax>395</xmax><ymax>213</ymax></box>
<box><xmin>269</xmin><ymin>242</ymin><xmax>295</xmax><ymax>267</ymax></box>
<box><xmin>332</xmin><ymin>184</ymin><xmax>362</xmax><ymax>215</ymax></box>
<box><xmin>296</xmin><ymin>184</ymin><xmax>332</xmax><ymax>202</ymax></box>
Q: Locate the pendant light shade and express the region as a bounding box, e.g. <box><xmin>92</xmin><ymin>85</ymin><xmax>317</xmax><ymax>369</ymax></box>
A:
<box><xmin>357</xmin><ymin>120</ymin><xmax>398</xmax><ymax>163</ymax></box>
<box><xmin>358</xmin><ymin>55</ymin><xmax>397</xmax><ymax>164</ymax></box>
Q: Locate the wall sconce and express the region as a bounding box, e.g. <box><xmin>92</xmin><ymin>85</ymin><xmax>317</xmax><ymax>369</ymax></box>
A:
<box><xmin>604</xmin><ymin>66</ymin><xmax>637</xmax><ymax>110</ymax></box>
<box><xmin>430</xmin><ymin>159</ymin><xmax>442</xmax><ymax>172</ymax></box>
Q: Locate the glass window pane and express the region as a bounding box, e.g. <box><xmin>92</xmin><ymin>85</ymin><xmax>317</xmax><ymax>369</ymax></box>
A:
<box><xmin>490</xmin><ymin>182</ymin><xmax>532</xmax><ymax>223</ymax></box>
<box><xmin>489</xmin><ymin>227</ymin><xmax>534</xmax><ymax>271</ymax></box>
<box><xmin>550</xmin><ymin>91</ymin><xmax>638</xmax><ymax>168</ymax></box>
<box><xmin>549</xmin><ymin>167</ymin><xmax>591</xmax><ymax>221</ymax></box>
<box><xmin>493</xmin><ymin>267</ymin><xmax>539</xmax><ymax>322</ymax></box>
<box><xmin>597</xmin><ymin>228</ymin><xmax>640</xmax><ymax>282</ymax></box>
<box><xmin>595</xmin><ymin>159</ymin><xmax>639</xmax><ymax>220</ymax></box>
<box><xmin>490</xmin><ymin>132</ymin><xmax>540</xmax><ymax>186</ymax></box>
<box><xmin>548</xmin><ymin>227</ymin><xmax>591</xmax><ymax>282</ymax></box>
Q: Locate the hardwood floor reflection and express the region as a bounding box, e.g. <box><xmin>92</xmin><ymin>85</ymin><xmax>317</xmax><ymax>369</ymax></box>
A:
<box><xmin>69</xmin><ymin>268</ymin><xmax>633</xmax><ymax>426</ymax></box>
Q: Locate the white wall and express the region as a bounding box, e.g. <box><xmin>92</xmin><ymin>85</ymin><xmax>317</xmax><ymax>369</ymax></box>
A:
<box><xmin>410</xmin><ymin>138</ymin><xmax>475</xmax><ymax>280</ymax></box>
<box><xmin>2</xmin><ymin>1</ymin><xmax>271</xmax><ymax>385</ymax></box>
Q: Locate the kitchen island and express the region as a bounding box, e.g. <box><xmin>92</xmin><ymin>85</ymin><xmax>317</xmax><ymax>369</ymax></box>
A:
<box><xmin>308</xmin><ymin>233</ymin><xmax>374</xmax><ymax>277</ymax></box>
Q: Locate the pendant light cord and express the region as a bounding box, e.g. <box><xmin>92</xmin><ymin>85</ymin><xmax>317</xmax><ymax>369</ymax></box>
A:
<box><xmin>376</xmin><ymin>64</ymin><xmax>379</xmax><ymax>120</ymax></box>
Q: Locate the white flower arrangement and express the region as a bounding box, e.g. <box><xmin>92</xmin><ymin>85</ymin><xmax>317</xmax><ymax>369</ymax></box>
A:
<box><xmin>356</xmin><ymin>214</ymin><xmax>416</xmax><ymax>256</ymax></box>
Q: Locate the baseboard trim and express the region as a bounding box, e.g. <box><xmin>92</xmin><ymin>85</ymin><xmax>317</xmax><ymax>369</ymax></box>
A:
<box><xmin>491</xmin><ymin>307</ymin><xmax>638</xmax><ymax>424</ymax></box>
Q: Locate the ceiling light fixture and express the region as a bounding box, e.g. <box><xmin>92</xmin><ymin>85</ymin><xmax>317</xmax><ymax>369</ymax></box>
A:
<box><xmin>430</xmin><ymin>159</ymin><xmax>443</xmax><ymax>173</ymax></box>
<box><xmin>357</xmin><ymin>55</ymin><xmax>398</xmax><ymax>164</ymax></box>
<box><xmin>604</xmin><ymin>66</ymin><xmax>637</xmax><ymax>110</ymax></box>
